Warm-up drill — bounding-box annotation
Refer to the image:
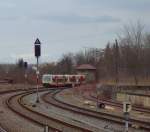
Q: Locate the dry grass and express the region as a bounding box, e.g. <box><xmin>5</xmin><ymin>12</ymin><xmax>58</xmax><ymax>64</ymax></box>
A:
<box><xmin>99</xmin><ymin>77</ymin><xmax>150</xmax><ymax>86</ymax></box>
<box><xmin>0</xmin><ymin>84</ymin><xmax>36</xmax><ymax>92</ymax></box>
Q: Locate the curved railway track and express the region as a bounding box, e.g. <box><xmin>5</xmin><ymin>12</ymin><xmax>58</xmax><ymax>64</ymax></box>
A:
<box><xmin>0</xmin><ymin>126</ymin><xmax>7</xmax><ymax>132</ymax></box>
<box><xmin>6</xmin><ymin>88</ymin><xmax>94</xmax><ymax>132</ymax></box>
<box><xmin>0</xmin><ymin>89</ymin><xmax>25</xmax><ymax>132</ymax></box>
<box><xmin>6</xmin><ymin>90</ymin><xmax>61</xmax><ymax>132</ymax></box>
<box><xmin>1</xmin><ymin>87</ymin><xmax>150</xmax><ymax>132</ymax></box>
<box><xmin>0</xmin><ymin>88</ymin><xmax>63</xmax><ymax>132</ymax></box>
<box><xmin>42</xmin><ymin>90</ymin><xmax>150</xmax><ymax>131</ymax></box>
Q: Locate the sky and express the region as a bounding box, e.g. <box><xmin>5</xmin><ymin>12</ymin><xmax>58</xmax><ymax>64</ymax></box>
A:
<box><xmin>0</xmin><ymin>0</ymin><xmax>150</xmax><ymax>64</ymax></box>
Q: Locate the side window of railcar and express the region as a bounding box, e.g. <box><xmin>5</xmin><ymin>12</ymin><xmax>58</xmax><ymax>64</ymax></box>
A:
<box><xmin>69</xmin><ymin>76</ymin><xmax>76</xmax><ymax>82</ymax></box>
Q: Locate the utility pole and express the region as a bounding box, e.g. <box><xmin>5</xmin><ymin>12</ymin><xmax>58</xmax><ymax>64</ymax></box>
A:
<box><xmin>34</xmin><ymin>38</ymin><xmax>41</xmax><ymax>103</ymax></box>
<box><xmin>115</xmin><ymin>39</ymin><xmax>119</xmax><ymax>85</ymax></box>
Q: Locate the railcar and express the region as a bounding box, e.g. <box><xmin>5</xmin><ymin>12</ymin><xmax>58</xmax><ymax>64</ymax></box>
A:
<box><xmin>42</xmin><ymin>74</ymin><xmax>85</xmax><ymax>87</ymax></box>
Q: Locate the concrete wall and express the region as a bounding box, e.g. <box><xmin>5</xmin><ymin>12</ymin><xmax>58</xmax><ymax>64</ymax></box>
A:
<box><xmin>116</xmin><ymin>93</ymin><xmax>150</xmax><ymax>107</ymax></box>
<box><xmin>96</xmin><ymin>84</ymin><xmax>150</xmax><ymax>108</ymax></box>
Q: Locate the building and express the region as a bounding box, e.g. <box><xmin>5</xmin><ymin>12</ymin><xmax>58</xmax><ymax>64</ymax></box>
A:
<box><xmin>76</xmin><ymin>64</ymin><xmax>96</xmax><ymax>82</ymax></box>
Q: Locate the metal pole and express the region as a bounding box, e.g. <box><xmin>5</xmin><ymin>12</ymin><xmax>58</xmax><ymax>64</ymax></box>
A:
<box><xmin>24</xmin><ymin>70</ymin><xmax>27</xmax><ymax>90</ymax></box>
<box><xmin>36</xmin><ymin>57</ymin><xmax>39</xmax><ymax>103</ymax></box>
<box><xmin>97</xmin><ymin>94</ymin><xmax>99</xmax><ymax>108</ymax></box>
<box><xmin>44</xmin><ymin>125</ymin><xmax>49</xmax><ymax>132</ymax></box>
<box><xmin>124</xmin><ymin>112</ymin><xmax>129</xmax><ymax>132</ymax></box>
<box><xmin>125</xmin><ymin>120</ymin><xmax>129</xmax><ymax>132</ymax></box>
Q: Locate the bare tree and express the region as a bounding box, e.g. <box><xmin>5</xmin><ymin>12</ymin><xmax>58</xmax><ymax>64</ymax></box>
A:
<box><xmin>57</xmin><ymin>53</ymin><xmax>74</xmax><ymax>74</ymax></box>
<box><xmin>113</xmin><ymin>39</ymin><xmax>120</xmax><ymax>84</ymax></box>
<box><xmin>119</xmin><ymin>22</ymin><xmax>144</xmax><ymax>84</ymax></box>
<box><xmin>104</xmin><ymin>43</ymin><xmax>114</xmax><ymax>78</ymax></box>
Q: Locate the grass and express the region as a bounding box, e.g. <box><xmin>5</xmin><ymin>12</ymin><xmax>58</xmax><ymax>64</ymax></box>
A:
<box><xmin>99</xmin><ymin>77</ymin><xmax>150</xmax><ymax>86</ymax></box>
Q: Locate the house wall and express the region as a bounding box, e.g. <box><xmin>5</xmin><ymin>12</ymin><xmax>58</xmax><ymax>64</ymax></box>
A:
<box><xmin>77</xmin><ymin>70</ymin><xmax>96</xmax><ymax>82</ymax></box>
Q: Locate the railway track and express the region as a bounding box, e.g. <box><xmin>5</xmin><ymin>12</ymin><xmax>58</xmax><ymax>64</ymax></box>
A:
<box><xmin>87</xmin><ymin>94</ymin><xmax>150</xmax><ymax>114</ymax></box>
<box><xmin>6</xmin><ymin>90</ymin><xmax>61</xmax><ymax>132</ymax></box>
<box><xmin>6</xmin><ymin>88</ymin><xmax>95</xmax><ymax>132</ymax></box>
<box><xmin>0</xmin><ymin>127</ymin><xmax>7</xmax><ymax>132</ymax></box>
<box><xmin>1</xmin><ymin>87</ymin><xmax>150</xmax><ymax>132</ymax></box>
<box><xmin>0</xmin><ymin>89</ymin><xmax>24</xmax><ymax>132</ymax></box>
<box><xmin>0</xmin><ymin>88</ymin><xmax>44</xmax><ymax>132</ymax></box>
<box><xmin>42</xmin><ymin>89</ymin><xmax>150</xmax><ymax>131</ymax></box>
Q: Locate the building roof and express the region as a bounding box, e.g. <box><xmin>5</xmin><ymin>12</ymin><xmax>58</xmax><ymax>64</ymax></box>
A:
<box><xmin>76</xmin><ymin>64</ymin><xmax>96</xmax><ymax>70</ymax></box>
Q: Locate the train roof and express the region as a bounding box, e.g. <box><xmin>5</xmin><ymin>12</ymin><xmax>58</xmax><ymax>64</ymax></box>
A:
<box><xmin>42</xmin><ymin>74</ymin><xmax>85</xmax><ymax>77</ymax></box>
<box><xmin>76</xmin><ymin>64</ymin><xmax>96</xmax><ymax>70</ymax></box>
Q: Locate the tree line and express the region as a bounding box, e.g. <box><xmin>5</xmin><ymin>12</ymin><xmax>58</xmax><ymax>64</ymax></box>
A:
<box><xmin>41</xmin><ymin>22</ymin><xmax>150</xmax><ymax>85</ymax></box>
<box><xmin>0</xmin><ymin>22</ymin><xmax>150</xmax><ymax>84</ymax></box>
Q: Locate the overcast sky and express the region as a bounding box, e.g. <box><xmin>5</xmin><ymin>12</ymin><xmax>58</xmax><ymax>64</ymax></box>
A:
<box><xmin>0</xmin><ymin>0</ymin><xmax>150</xmax><ymax>64</ymax></box>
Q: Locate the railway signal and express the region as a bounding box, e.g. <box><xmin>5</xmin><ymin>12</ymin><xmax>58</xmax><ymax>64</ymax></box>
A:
<box><xmin>24</xmin><ymin>62</ymin><xmax>28</xmax><ymax>69</ymax></box>
<box><xmin>34</xmin><ymin>38</ymin><xmax>41</xmax><ymax>103</ymax></box>
<box><xmin>34</xmin><ymin>38</ymin><xmax>41</xmax><ymax>57</ymax></box>
<box><xmin>123</xmin><ymin>101</ymin><xmax>132</xmax><ymax>132</ymax></box>
<box><xmin>24</xmin><ymin>62</ymin><xmax>28</xmax><ymax>88</ymax></box>
<box><xmin>24</xmin><ymin>61</ymin><xmax>28</xmax><ymax>79</ymax></box>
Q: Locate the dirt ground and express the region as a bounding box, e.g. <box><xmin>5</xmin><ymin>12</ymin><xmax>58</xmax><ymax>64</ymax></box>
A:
<box><xmin>0</xmin><ymin>84</ymin><xmax>37</xmax><ymax>92</ymax></box>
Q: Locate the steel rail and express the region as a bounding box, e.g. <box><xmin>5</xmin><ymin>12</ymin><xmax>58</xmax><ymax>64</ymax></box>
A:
<box><xmin>88</xmin><ymin>94</ymin><xmax>150</xmax><ymax>114</ymax></box>
<box><xmin>42</xmin><ymin>90</ymin><xmax>150</xmax><ymax>131</ymax></box>
<box><xmin>0</xmin><ymin>127</ymin><xmax>7</xmax><ymax>132</ymax></box>
<box><xmin>6</xmin><ymin>89</ymin><xmax>92</xmax><ymax>132</ymax></box>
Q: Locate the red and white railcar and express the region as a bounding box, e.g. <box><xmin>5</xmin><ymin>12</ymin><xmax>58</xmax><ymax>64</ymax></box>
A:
<box><xmin>42</xmin><ymin>74</ymin><xmax>85</xmax><ymax>87</ymax></box>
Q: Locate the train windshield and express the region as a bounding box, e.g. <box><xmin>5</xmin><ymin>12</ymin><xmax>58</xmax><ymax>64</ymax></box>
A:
<box><xmin>42</xmin><ymin>75</ymin><xmax>51</xmax><ymax>81</ymax></box>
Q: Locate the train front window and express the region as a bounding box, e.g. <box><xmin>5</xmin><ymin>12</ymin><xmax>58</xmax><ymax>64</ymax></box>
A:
<box><xmin>43</xmin><ymin>76</ymin><xmax>51</xmax><ymax>82</ymax></box>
